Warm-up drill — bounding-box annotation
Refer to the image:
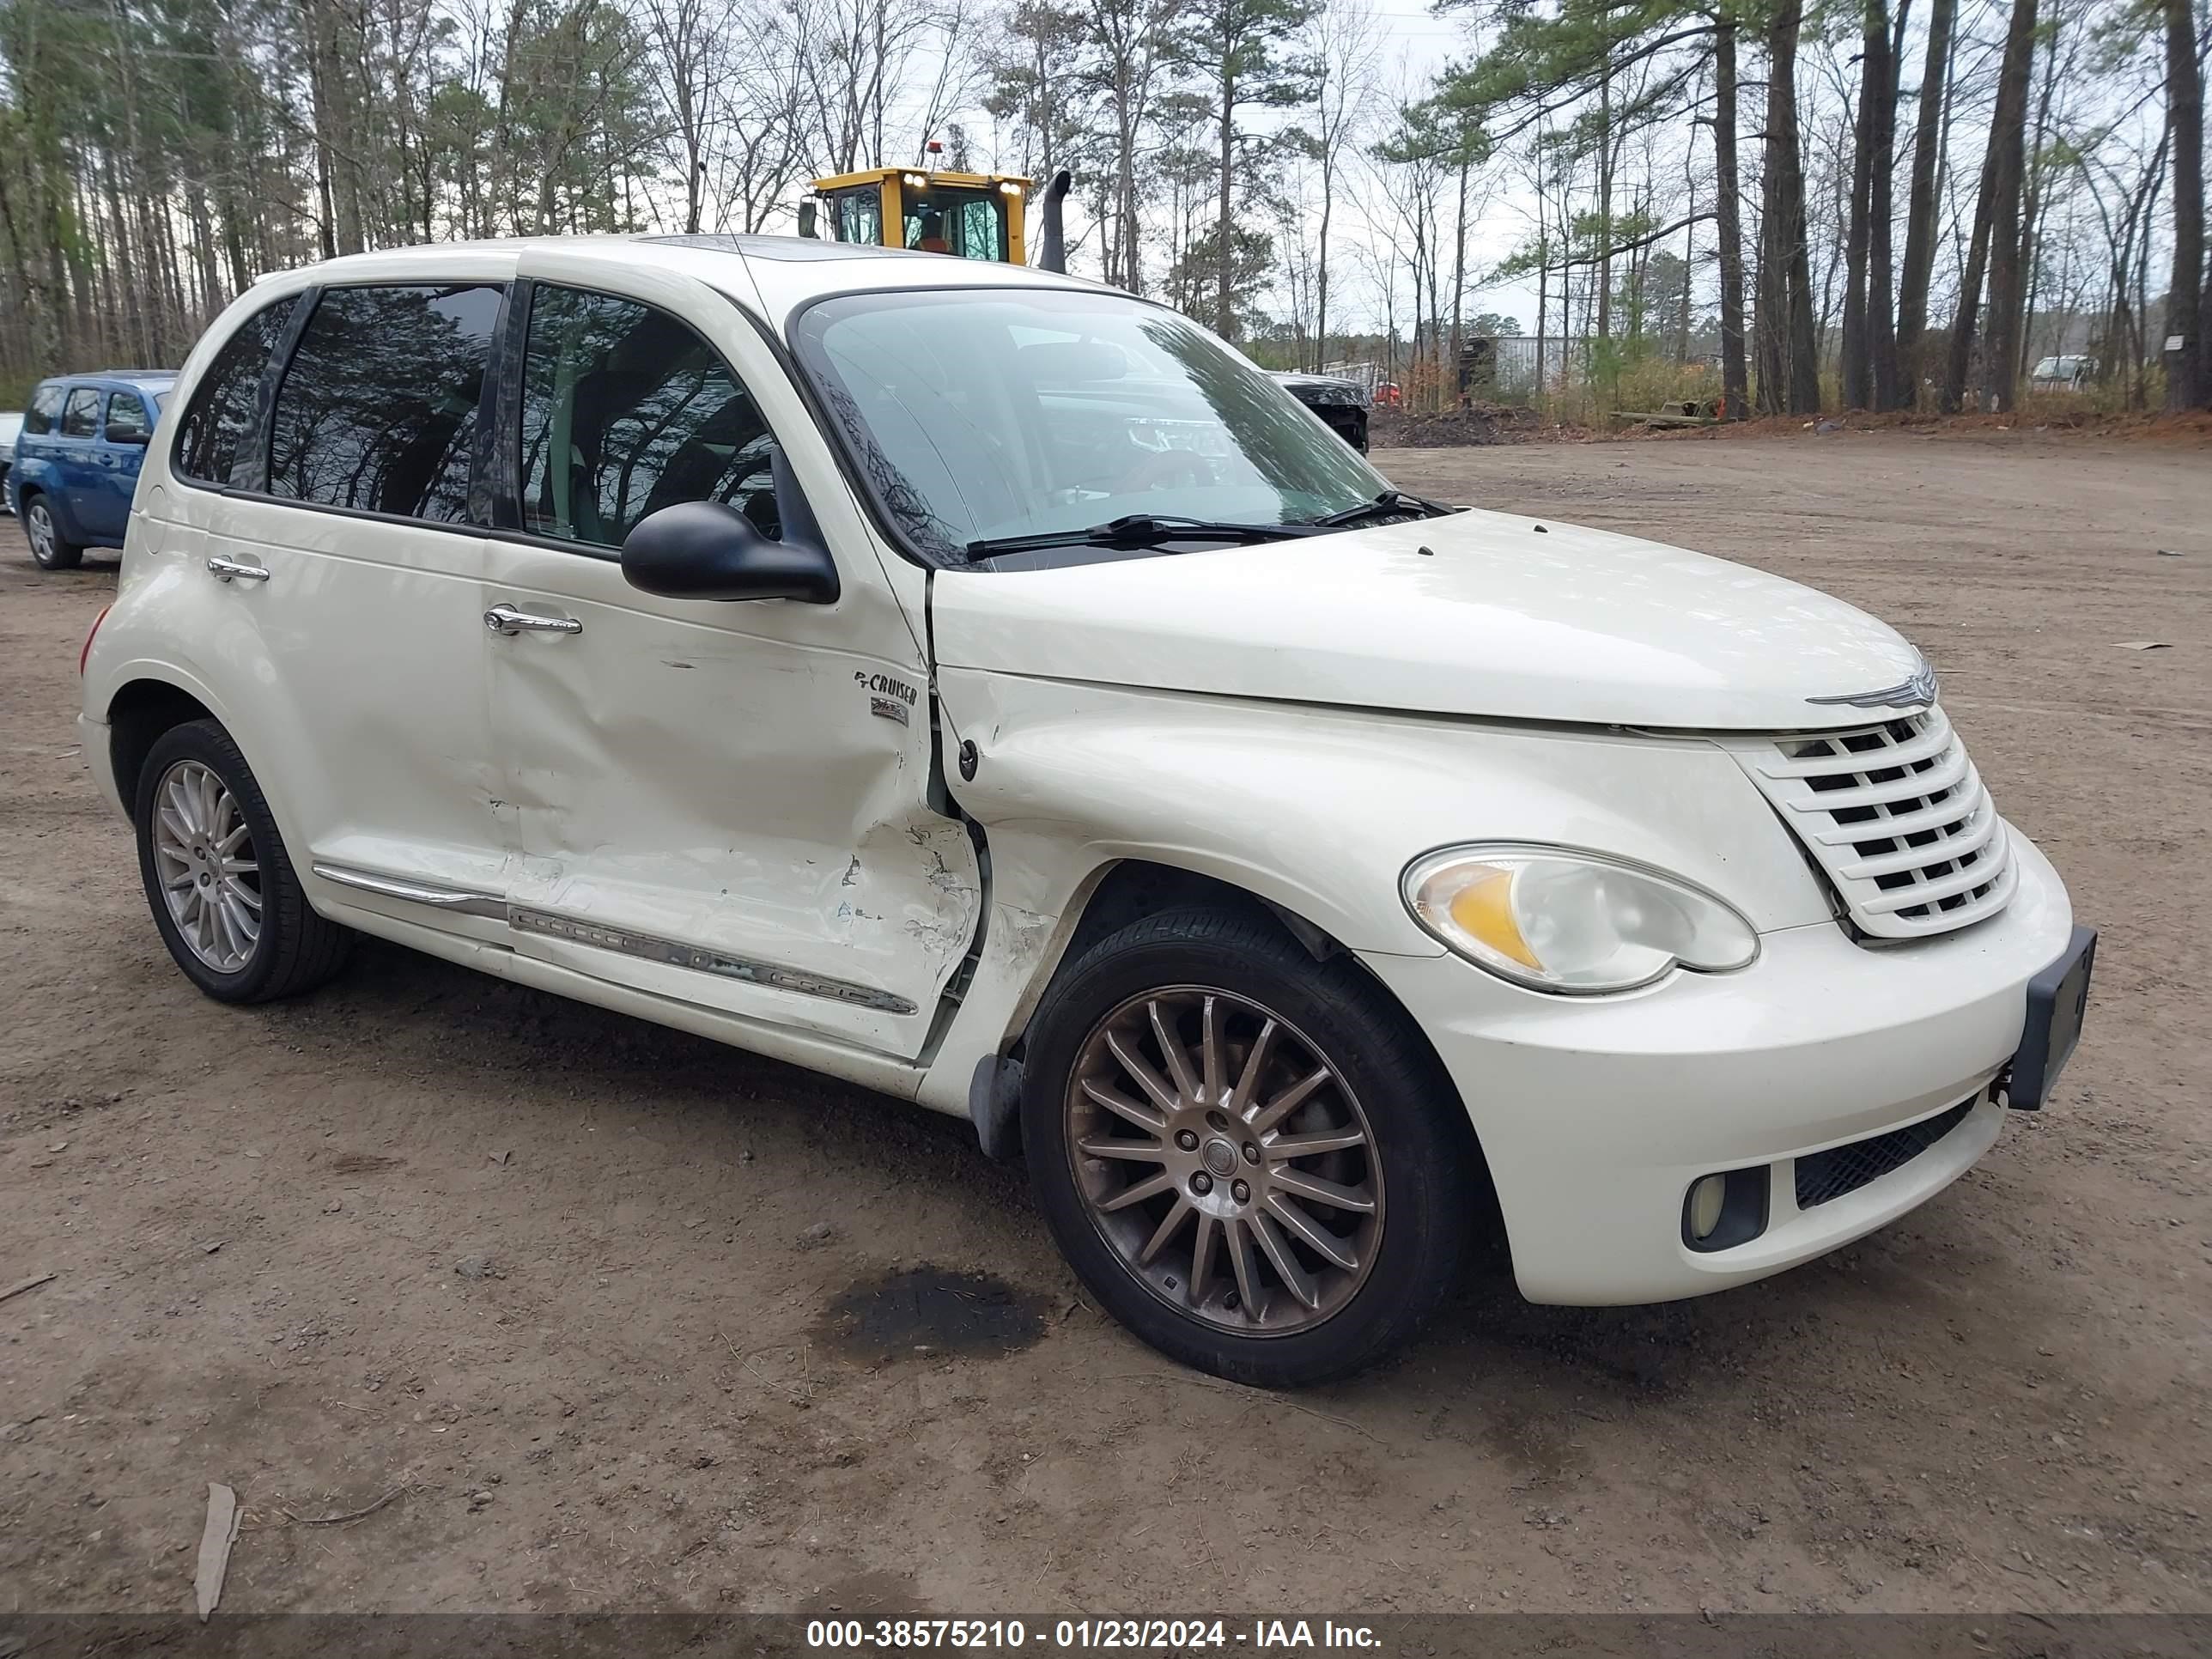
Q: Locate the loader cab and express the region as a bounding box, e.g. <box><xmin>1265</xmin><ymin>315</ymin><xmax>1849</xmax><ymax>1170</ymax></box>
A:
<box><xmin>807</xmin><ymin>167</ymin><xmax>1030</xmax><ymax>264</ymax></box>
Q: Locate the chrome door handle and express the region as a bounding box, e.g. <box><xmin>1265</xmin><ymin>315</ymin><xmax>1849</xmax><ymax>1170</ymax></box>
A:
<box><xmin>483</xmin><ymin>604</ymin><xmax>583</xmax><ymax>637</ymax></box>
<box><xmin>206</xmin><ymin>556</ymin><xmax>270</xmax><ymax>583</ymax></box>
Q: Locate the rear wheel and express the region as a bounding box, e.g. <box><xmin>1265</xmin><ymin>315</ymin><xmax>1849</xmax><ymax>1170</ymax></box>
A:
<box><xmin>24</xmin><ymin>495</ymin><xmax>82</xmax><ymax>570</ymax></box>
<box><xmin>1023</xmin><ymin>907</ymin><xmax>1474</xmax><ymax>1387</ymax></box>
<box><xmin>133</xmin><ymin>719</ymin><xmax>352</xmax><ymax>1002</ymax></box>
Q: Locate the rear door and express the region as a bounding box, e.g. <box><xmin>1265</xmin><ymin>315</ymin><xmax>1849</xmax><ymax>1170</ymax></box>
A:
<box><xmin>194</xmin><ymin>279</ymin><xmax>511</xmax><ymax>920</ymax></box>
<box><xmin>56</xmin><ymin>386</ymin><xmax>106</xmax><ymax>540</ymax></box>
<box><xmin>482</xmin><ymin>253</ymin><xmax>979</xmax><ymax>1059</ymax></box>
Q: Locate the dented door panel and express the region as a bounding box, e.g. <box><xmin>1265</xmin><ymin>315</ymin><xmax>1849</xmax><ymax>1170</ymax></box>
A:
<box><xmin>484</xmin><ymin>538</ymin><xmax>980</xmax><ymax>1054</ymax></box>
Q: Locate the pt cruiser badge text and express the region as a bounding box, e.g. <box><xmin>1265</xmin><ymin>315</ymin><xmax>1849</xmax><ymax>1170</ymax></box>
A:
<box><xmin>857</xmin><ymin>668</ymin><xmax>921</xmax><ymax>726</ymax></box>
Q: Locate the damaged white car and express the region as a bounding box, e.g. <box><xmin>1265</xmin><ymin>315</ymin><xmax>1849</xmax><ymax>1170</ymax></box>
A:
<box><xmin>79</xmin><ymin>237</ymin><xmax>2094</xmax><ymax>1386</ymax></box>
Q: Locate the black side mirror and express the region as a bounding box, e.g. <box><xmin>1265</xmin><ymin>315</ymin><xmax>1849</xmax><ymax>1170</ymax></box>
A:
<box><xmin>105</xmin><ymin>423</ymin><xmax>149</xmax><ymax>446</ymax></box>
<box><xmin>797</xmin><ymin>200</ymin><xmax>819</xmax><ymax>240</ymax></box>
<box><xmin>621</xmin><ymin>499</ymin><xmax>839</xmax><ymax>605</ymax></box>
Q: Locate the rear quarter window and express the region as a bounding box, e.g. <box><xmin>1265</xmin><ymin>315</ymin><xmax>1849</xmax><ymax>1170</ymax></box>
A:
<box><xmin>23</xmin><ymin>384</ymin><xmax>65</xmax><ymax>436</ymax></box>
<box><xmin>175</xmin><ymin>296</ymin><xmax>300</xmax><ymax>486</ymax></box>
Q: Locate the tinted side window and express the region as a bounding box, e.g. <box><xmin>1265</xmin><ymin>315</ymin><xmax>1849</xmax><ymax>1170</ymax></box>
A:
<box><xmin>106</xmin><ymin>392</ymin><xmax>151</xmax><ymax>441</ymax></box>
<box><xmin>24</xmin><ymin>385</ymin><xmax>64</xmax><ymax>436</ymax></box>
<box><xmin>176</xmin><ymin>298</ymin><xmax>295</xmax><ymax>484</ymax></box>
<box><xmin>62</xmin><ymin>389</ymin><xmax>101</xmax><ymax>438</ymax></box>
<box><xmin>268</xmin><ymin>284</ymin><xmax>501</xmax><ymax>521</ymax></box>
<box><xmin>520</xmin><ymin>285</ymin><xmax>777</xmax><ymax>550</ymax></box>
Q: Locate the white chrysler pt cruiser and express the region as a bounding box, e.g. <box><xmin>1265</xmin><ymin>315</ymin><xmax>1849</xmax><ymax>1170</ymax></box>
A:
<box><xmin>78</xmin><ymin>236</ymin><xmax>2094</xmax><ymax>1386</ymax></box>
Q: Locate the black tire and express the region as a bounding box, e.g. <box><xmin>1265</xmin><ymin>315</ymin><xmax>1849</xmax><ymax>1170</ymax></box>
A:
<box><xmin>1023</xmin><ymin>906</ymin><xmax>1475</xmax><ymax>1388</ymax></box>
<box><xmin>23</xmin><ymin>494</ymin><xmax>83</xmax><ymax>571</ymax></box>
<box><xmin>132</xmin><ymin>718</ymin><xmax>352</xmax><ymax>1002</ymax></box>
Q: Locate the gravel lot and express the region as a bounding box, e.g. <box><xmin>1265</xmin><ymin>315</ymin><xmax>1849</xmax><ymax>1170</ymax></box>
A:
<box><xmin>2</xmin><ymin>431</ymin><xmax>2207</xmax><ymax>1617</ymax></box>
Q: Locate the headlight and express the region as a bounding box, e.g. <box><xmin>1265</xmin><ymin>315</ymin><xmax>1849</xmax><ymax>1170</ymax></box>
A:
<box><xmin>1401</xmin><ymin>844</ymin><xmax>1758</xmax><ymax>994</ymax></box>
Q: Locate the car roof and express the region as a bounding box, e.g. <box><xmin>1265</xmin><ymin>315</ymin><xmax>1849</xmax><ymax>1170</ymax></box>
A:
<box><xmin>41</xmin><ymin>371</ymin><xmax>176</xmax><ymax>397</ymax></box>
<box><xmin>277</xmin><ymin>232</ymin><xmax>1110</xmax><ymax>333</ymax></box>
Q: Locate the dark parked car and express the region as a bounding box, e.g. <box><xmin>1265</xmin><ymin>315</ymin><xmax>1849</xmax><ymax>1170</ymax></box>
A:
<box><xmin>1268</xmin><ymin>370</ymin><xmax>1370</xmax><ymax>452</ymax></box>
<box><xmin>2030</xmin><ymin>354</ymin><xmax>2095</xmax><ymax>391</ymax></box>
<box><xmin>9</xmin><ymin>370</ymin><xmax>175</xmax><ymax>568</ymax></box>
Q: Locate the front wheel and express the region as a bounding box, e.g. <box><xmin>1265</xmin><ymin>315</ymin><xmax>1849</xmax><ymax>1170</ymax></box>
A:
<box><xmin>133</xmin><ymin>719</ymin><xmax>353</xmax><ymax>1002</ymax></box>
<box><xmin>23</xmin><ymin>495</ymin><xmax>82</xmax><ymax>570</ymax></box>
<box><xmin>1023</xmin><ymin>907</ymin><xmax>1475</xmax><ymax>1387</ymax></box>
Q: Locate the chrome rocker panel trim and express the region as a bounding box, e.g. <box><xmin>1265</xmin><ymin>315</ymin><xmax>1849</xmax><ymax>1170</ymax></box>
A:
<box><xmin>312</xmin><ymin>862</ymin><xmax>918</xmax><ymax>1016</ymax></box>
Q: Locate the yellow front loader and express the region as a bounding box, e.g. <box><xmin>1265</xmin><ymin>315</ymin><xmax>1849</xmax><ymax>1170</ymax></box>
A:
<box><xmin>798</xmin><ymin>161</ymin><xmax>1072</xmax><ymax>272</ymax></box>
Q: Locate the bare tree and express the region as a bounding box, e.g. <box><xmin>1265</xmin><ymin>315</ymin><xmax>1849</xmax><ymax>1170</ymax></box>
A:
<box><xmin>793</xmin><ymin>0</ymin><xmax>976</xmax><ymax>176</ymax></box>
<box><xmin>639</xmin><ymin>0</ymin><xmax>726</xmax><ymax>233</ymax></box>
<box><xmin>1079</xmin><ymin>0</ymin><xmax>1171</xmax><ymax>290</ymax></box>
<box><xmin>1842</xmin><ymin>0</ymin><xmax>1903</xmax><ymax>409</ymax></box>
<box><xmin>1978</xmin><ymin>0</ymin><xmax>2039</xmax><ymax>412</ymax></box>
<box><xmin>710</xmin><ymin>1</ymin><xmax>816</xmax><ymax>231</ymax></box>
<box><xmin>2164</xmin><ymin>0</ymin><xmax>2204</xmax><ymax>409</ymax></box>
<box><xmin>1170</xmin><ymin>0</ymin><xmax>1318</xmax><ymax>337</ymax></box>
<box><xmin>1893</xmin><ymin>0</ymin><xmax>1954</xmax><ymax>401</ymax></box>
<box><xmin>1756</xmin><ymin>0</ymin><xmax>1820</xmax><ymax>414</ymax></box>
<box><xmin>1711</xmin><ymin>5</ymin><xmax>1749</xmax><ymax>417</ymax></box>
<box><xmin>1305</xmin><ymin>0</ymin><xmax>1380</xmax><ymax>369</ymax></box>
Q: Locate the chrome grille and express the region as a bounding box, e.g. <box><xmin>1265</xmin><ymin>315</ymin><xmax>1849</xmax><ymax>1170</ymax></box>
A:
<box><xmin>1726</xmin><ymin>705</ymin><xmax>2016</xmax><ymax>939</ymax></box>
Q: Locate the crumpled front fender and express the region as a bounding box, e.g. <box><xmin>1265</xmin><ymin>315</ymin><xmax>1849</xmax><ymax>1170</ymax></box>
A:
<box><xmin>913</xmin><ymin>666</ymin><xmax>1832</xmax><ymax>1116</ymax></box>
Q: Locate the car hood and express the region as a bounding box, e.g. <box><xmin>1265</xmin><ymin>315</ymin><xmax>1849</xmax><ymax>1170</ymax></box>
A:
<box><xmin>928</xmin><ymin>508</ymin><xmax>1926</xmax><ymax>731</ymax></box>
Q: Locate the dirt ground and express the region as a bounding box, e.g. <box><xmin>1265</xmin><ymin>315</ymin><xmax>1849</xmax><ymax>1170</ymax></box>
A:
<box><xmin>3</xmin><ymin>431</ymin><xmax>2208</xmax><ymax>1619</ymax></box>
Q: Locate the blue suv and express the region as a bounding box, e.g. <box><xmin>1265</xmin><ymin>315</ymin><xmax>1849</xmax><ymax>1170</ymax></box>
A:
<box><xmin>9</xmin><ymin>370</ymin><xmax>176</xmax><ymax>569</ymax></box>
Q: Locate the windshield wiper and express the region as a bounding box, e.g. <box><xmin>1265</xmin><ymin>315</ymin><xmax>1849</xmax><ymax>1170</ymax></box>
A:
<box><xmin>1303</xmin><ymin>489</ymin><xmax>1459</xmax><ymax>528</ymax></box>
<box><xmin>963</xmin><ymin>513</ymin><xmax>1325</xmax><ymax>562</ymax></box>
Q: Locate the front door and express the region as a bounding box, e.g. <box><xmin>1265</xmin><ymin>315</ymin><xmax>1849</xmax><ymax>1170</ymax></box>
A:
<box><xmin>483</xmin><ymin>257</ymin><xmax>979</xmax><ymax>1060</ymax></box>
<box><xmin>94</xmin><ymin>388</ymin><xmax>154</xmax><ymax>541</ymax></box>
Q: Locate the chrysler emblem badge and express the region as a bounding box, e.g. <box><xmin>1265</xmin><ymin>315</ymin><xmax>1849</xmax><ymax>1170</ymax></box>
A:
<box><xmin>1807</xmin><ymin>659</ymin><xmax>1938</xmax><ymax>711</ymax></box>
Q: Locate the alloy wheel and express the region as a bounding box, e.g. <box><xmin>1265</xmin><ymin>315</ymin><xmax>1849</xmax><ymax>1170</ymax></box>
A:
<box><xmin>152</xmin><ymin>759</ymin><xmax>263</xmax><ymax>973</ymax></box>
<box><xmin>1064</xmin><ymin>986</ymin><xmax>1383</xmax><ymax>1337</ymax></box>
<box><xmin>26</xmin><ymin>501</ymin><xmax>56</xmax><ymax>563</ymax></box>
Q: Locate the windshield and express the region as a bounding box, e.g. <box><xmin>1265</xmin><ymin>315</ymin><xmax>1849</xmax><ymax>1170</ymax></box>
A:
<box><xmin>791</xmin><ymin>288</ymin><xmax>1391</xmax><ymax>564</ymax></box>
<box><xmin>902</xmin><ymin>191</ymin><xmax>1007</xmax><ymax>259</ymax></box>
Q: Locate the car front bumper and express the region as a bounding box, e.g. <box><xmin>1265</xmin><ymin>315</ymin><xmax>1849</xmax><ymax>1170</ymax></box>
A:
<box><xmin>1359</xmin><ymin>827</ymin><xmax>2076</xmax><ymax>1305</ymax></box>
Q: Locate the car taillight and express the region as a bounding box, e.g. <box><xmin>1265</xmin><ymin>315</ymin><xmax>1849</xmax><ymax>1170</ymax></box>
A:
<box><xmin>80</xmin><ymin>604</ymin><xmax>112</xmax><ymax>676</ymax></box>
